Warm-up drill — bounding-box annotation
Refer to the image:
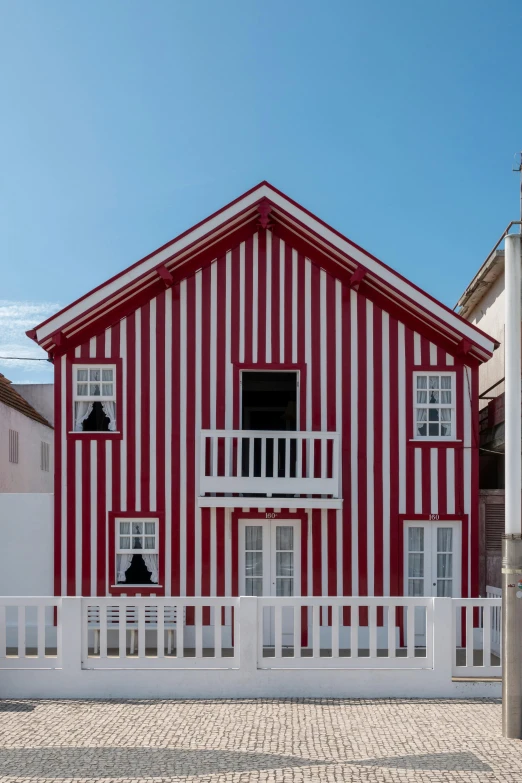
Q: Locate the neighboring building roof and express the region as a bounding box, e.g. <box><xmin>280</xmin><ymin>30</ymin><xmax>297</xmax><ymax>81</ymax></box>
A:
<box><xmin>456</xmin><ymin>249</ymin><xmax>505</xmax><ymax>320</ymax></box>
<box><xmin>0</xmin><ymin>373</ymin><xmax>53</xmax><ymax>429</ymax></box>
<box><xmin>28</xmin><ymin>181</ymin><xmax>497</xmax><ymax>363</ymax></box>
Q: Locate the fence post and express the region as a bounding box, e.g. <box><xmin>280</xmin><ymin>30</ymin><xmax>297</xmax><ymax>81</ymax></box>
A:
<box><xmin>238</xmin><ymin>596</ymin><xmax>258</xmax><ymax>676</ymax></box>
<box><xmin>432</xmin><ymin>598</ymin><xmax>453</xmax><ymax>692</ymax></box>
<box><xmin>60</xmin><ymin>597</ymin><xmax>83</xmax><ymax>676</ymax></box>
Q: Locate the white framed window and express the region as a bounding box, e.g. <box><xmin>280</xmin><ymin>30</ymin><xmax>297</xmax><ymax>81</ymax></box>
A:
<box><xmin>414</xmin><ymin>372</ymin><xmax>455</xmax><ymax>439</ymax></box>
<box><xmin>115</xmin><ymin>518</ymin><xmax>159</xmax><ymax>584</ymax></box>
<box><xmin>73</xmin><ymin>364</ymin><xmax>117</xmax><ymax>432</ymax></box>
<box><xmin>41</xmin><ymin>441</ymin><xmax>50</xmax><ymax>472</ymax></box>
<box><xmin>8</xmin><ymin>429</ymin><xmax>18</xmax><ymax>464</ymax></box>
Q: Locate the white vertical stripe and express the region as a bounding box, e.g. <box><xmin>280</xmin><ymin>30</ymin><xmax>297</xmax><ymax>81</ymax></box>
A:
<box><xmin>382</xmin><ymin>312</ymin><xmax>391</xmax><ymax>596</ymax></box>
<box><xmin>179</xmin><ymin>280</ymin><xmax>187</xmax><ymax>596</ymax></box>
<box><xmin>292</xmin><ymin>249</ymin><xmax>298</xmax><ymax>363</ymax></box>
<box><xmin>305</xmin><ymin>260</ymin><xmax>312</xmax><ymax>431</ymax></box>
<box><xmin>321</xmin><ymin>509</ymin><xmax>328</xmax><ymax>598</ymax></box>
<box><xmin>414</xmin><ymin>448</ymin><xmax>422</xmax><ymax>513</ymax></box>
<box><xmin>60</xmin><ymin>355</ymin><xmax>67</xmax><ymax>595</ymax></box>
<box><xmin>149</xmin><ymin>298</ymin><xmax>157</xmax><ymax>512</ymax></box>
<box><xmin>279</xmin><ymin>238</ymin><xmax>285</xmax><ymax>362</ymax></box>
<box><xmin>105</xmin><ymin>440</ymin><xmax>112</xmax><ymax>595</ymax></box>
<box><xmin>320</xmin><ymin>270</ymin><xmax>327</xmax><ymax>431</ymax></box>
<box><xmin>366</xmin><ymin>300</ymin><xmax>374</xmax><ymax>596</ymax></box>
<box><xmin>307</xmin><ymin>511</ymin><xmax>313</xmax><ymax>598</ymax></box>
<box><xmin>89</xmin><ymin>336</ymin><xmax>96</xmax><ymax>358</ymax></box>
<box><xmin>225</xmin><ymin>508</ymin><xmax>232</xmax><ymax>598</ymax></box>
<box><xmin>446</xmin><ymin>353</ymin><xmax>455</xmax><ymax>366</ymax></box>
<box><xmin>350</xmin><ymin>290</ymin><xmax>359</xmax><ymax>595</ymax></box>
<box><xmin>398</xmin><ymin>323</ymin><xmax>406</xmax><ymax>513</ymax></box>
<box><xmin>119</xmin><ymin>318</ymin><xmax>127</xmax><ymax>512</ymax></box>
<box><xmin>105</xmin><ymin>328</ymin><xmax>111</xmax><ymax>358</ymax></box>
<box><xmin>429</xmin><ymin>342</ymin><xmax>437</xmax><ymax>365</ymax></box>
<box><xmin>225</xmin><ymin>251</ymin><xmax>233</xmax><ymax>429</ymax></box>
<box><xmin>74</xmin><ymin>346</ymin><xmax>81</xmax><ymax>358</ymax></box>
<box><xmin>265</xmin><ymin>231</ymin><xmax>272</xmax><ymax>363</ymax></box>
<box><xmin>463</xmin><ymin>366</ymin><xmax>472</xmax><ymax>595</ymax></box>
<box><xmin>335</xmin><ymin>281</ymin><xmax>343</xmax><ymax>597</ymax></box>
<box><xmin>252</xmin><ymin>233</ymin><xmax>258</xmax><ymax>363</ymax></box>
<box><xmin>164</xmin><ymin>289</ymin><xmax>172</xmax><ymax>595</ymax></box>
<box><xmin>75</xmin><ymin>441</ymin><xmax>82</xmax><ymax>595</ymax></box>
<box><xmin>447</xmin><ymin>449</ymin><xmax>455</xmax><ymax>514</ymax></box>
<box><xmin>413</xmin><ymin>332</ymin><xmax>421</xmax><ymax>365</ymax></box>
<box><xmin>195</xmin><ymin>271</ymin><xmax>202</xmax><ymax>597</ymax></box>
<box><xmin>336</xmin><ymin>509</ymin><xmax>343</xmax><ymax>596</ymax></box>
<box><xmin>210</xmin><ymin>507</ymin><xmax>217</xmax><ymax>597</ymax></box>
<box><xmin>90</xmin><ymin>441</ymin><xmax>97</xmax><ymax>595</ymax></box>
<box><xmin>239</xmin><ymin>242</ymin><xmax>245</xmax><ymax>364</ymax></box>
<box><xmin>135</xmin><ymin>308</ymin><xmax>141</xmax><ymax>512</ymax></box>
<box><xmin>210</xmin><ymin>261</ymin><xmax>217</xmax><ymax>430</ymax></box>
<box><xmin>430</xmin><ymin>448</ymin><xmax>438</xmax><ymax>514</ymax></box>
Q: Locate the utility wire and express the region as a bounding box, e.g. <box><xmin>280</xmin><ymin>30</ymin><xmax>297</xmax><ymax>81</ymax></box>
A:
<box><xmin>0</xmin><ymin>356</ymin><xmax>49</xmax><ymax>361</ymax></box>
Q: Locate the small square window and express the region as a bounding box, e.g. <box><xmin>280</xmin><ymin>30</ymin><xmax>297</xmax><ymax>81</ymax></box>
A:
<box><xmin>73</xmin><ymin>364</ymin><xmax>117</xmax><ymax>433</ymax></box>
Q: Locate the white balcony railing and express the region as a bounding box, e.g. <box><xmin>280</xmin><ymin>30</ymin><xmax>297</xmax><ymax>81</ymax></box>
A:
<box><xmin>199</xmin><ymin>429</ymin><xmax>341</xmax><ymax>497</ymax></box>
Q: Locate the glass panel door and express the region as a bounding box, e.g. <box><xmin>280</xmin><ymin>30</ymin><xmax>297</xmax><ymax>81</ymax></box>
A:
<box><xmin>435</xmin><ymin>526</ymin><xmax>454</xmax><ymax>597</ymax></box>
<box><xmin>244</xmin><ymin>526</ymin><xmax>264</xmax><ymax>596</ymax></box>
<box><xmin>407</xmin><ymin>526</ymin><xmax>425</xmax><ymax>597</ymax></box>
<box><xmin>274</xmin><ymin>526</ymin><xmax>294</xmax><ymax>597</ymax></box>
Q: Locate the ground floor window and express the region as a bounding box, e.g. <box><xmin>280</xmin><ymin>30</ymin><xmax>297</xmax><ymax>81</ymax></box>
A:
<box><xmin>116</xmin><ymin>518</ymin><xmax>159</xmax><ymax>584</ymax></box>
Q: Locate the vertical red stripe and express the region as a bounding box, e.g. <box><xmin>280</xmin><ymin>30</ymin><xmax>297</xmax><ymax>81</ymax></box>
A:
<box><xmin>311</xmin><ymin>265</ymin><xmax>321</xmax><ymax>432</ymax></box>
<box><xmin>373</xmin><ymin>306</ymin><xmax>383</xmax><ymax>597</ymax></box>
<box><xmin>271</xmin><ymin>231</ymin><xmax>280</xmax><ymax>363</ymax></box>
<box><xmin>389</xmin><ymin>318</ymin><xmax>399</xmax><ymax>595</ymax></box>
<box><xmin>185</xmin><ymin>276</ymin><xmax>196</xmax><ymax>597</ymax></box>
<box><xmin>201</xmin><ymin>508</ymin><xmax>211</xmax><ymax>597</ymax></box>
<box><xmin>66</xmin><ymin>356</ymin><xmax>76</xmax><ymax>595</ymax></box>
<box><xmin>405</xmin><ymin>328</ymin><xmax>415</xmax><ymax>518</ymax></box>
<box><xmin>81</xmin><ymin>438</ymin><xmax>90</xmax><ymax>596</ymax></box>
<box><xmin>111</xmin><ymin>323</ymin><xmax>121</xmax><ymax>516</ymax></box>
<box><xmin>297</xmin><ymin>253</ymin><xmax>306</xmax><ymax>428</ymax></box>
<box><xmin>171</xmin><ymin>288</ymin><xmax>181</xmax><ymax>595</ymax></box>
<box><xmin>216</xmin><ymin>508</ymin><xmax>225</xmax><ymax>596</ymax></box>
<box><xmin>156</xmin><ymin>294</ymin><xmax>166</xmax><ymax>590</ymax></box>
<box><xmin>438</xmin><ymin>449</ymin><xmax>447</xmax><ymax>516</ymax></box>
<box><xmin>284</xmin><ymin>242</ymin><xmax>293</xmax><ymax>363</ymax></box>
<box><xmin>312</xmin><ymin>509</ymin><xmax>321</xmax><ymax>595</ymax></box>
<box><xmin>257</xmin><ymin>230</ymin><xmax>267</xmax><ymax>363</ymax></box>
<box><xmin>244</xmin><ymin>236</ymin><xmax>253</xmax><ymax>364</ymax></box>
<box><xmin>357</xmin><ymin>293</ymin><xmax>368</xmax><ymax>597</ymax></box>
<box><xmin>126</xmin><ymin>314</ymin><xmax>136</xmax><ymax>512</ymax></box>
<box><xmin>342</xmin><ymin>288</ymin><xmax>352</xmax><ymax>603</ymax></box>
<box><xmin>53</xmin><ymin>358</ymin><xmax>62</xmax><ymax>596</ymax></box>
<box><xmin>140</xmin><ymin>303</ymin><xmax>150</xmax><ymax>511</ymax></box>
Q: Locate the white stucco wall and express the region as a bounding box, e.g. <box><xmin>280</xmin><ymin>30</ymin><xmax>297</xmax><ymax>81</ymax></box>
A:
<box><xmin>0</xmin><ymin>401</ymin><xmax>53</xmax><ymax>492</ymax></box>
<box><xmin>467</xmin><ymin>271</ymin><xmax>506</xmax><ymax>409</ymax></box>
<box><xmin>0</xmin><ymin>494</ymin><xmax>53</xmax><ymax>595</ymax></box>
<box><xmin>12</xmin><ymin>383</ymin><xmax>54</xmax><ymax>426</ymax></box>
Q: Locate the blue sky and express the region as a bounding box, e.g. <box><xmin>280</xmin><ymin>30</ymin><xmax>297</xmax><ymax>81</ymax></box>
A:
<box><xmin>1</xmin><ymin>0</ymin><xmax>521</xmax><ymax>383</ymax></box>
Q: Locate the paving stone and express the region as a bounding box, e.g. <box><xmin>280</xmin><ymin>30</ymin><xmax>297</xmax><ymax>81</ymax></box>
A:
<box><xmin>0</xmin><ymin>698</ymin><xmax>520</xmax><ymax>781</ymax></box>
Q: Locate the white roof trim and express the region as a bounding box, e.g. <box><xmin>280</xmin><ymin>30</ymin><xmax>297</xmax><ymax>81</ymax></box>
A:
<box><xmin>36</xmin><ymin>183</ymin><xmax>496</xmax><ymax>355</ymax></box>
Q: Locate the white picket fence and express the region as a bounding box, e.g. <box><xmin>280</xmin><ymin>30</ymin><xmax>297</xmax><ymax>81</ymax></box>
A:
<box><xmin>0</xmin><ymin>595</ymin><xmax>502</xmax><ymax>699</ymax></box>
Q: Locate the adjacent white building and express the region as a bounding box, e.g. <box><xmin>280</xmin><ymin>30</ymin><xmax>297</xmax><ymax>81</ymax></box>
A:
<box><xmin>0</xmin><ymin>374</ymin><xmax>53</xmax><ymax>493</ymax></box>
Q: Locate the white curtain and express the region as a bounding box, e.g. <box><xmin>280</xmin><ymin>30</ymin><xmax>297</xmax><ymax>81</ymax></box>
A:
<box><xmin>101</xmin><ymin>401</ymin><xmax>117</xmax><ymax>431</ymax></box>
<box><xmin>143</xmin><ymin>554</ymin><xmax>159</xmax><ymax>584</ymax></box>
<box><xmin>116</xmin><ymin>553</ymin><xmax>133</xmax><ymax>582</ymax></box>
<box><xmin>74</xmin><ymin>401</ymin><xmax>94</xmax><ymax>431</ymax></box>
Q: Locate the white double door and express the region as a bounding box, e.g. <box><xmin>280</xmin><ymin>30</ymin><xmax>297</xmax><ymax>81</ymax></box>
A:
<box><xmin>404</xmin><ymin>520</ymin><xmax>461</xmax><ymax>646</ymax></box>
<box><xmin>239</xmin><ymin>518</ymin><xmax>301</xmax><ymax>647</ymax></box>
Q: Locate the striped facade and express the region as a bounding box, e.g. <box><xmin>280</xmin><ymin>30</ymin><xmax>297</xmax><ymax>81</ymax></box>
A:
<box><xmin>51</xmin><ymin>228</ymin><xmax>481</xmax><ymax>600</ymax></box>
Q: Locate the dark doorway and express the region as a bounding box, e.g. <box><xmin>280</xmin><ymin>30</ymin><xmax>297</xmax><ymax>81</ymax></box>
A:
<box><xmin>241</xmin><ymin>371</ymin><xmax>298</xmax><ymax>480</ymax></box>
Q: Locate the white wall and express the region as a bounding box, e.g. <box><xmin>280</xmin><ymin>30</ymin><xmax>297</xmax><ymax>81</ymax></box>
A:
<box><xmin>0</xmin><ymin>402</ymin><xmax>53</xmax><ymax>492</ymax></box>
<box><xmin>12</xmin><ymin>383</ymin><xmax>54</xmax><ymax>426</ymax></box>
<box><xmin>467</xmin><ymin>271</ymin><xmax>506</xmax><ymax>408</ymax></box>
<box><xmin>0</xmin><ymin>494</ymin><xmax>53</xmax><ymax>595</ymax></box>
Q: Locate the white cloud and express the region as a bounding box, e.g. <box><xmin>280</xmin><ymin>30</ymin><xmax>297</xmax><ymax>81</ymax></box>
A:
<box><xmin>0</xmin><ymin>300</ymin><xmax>60</xmax><ymax>381</ymax></box>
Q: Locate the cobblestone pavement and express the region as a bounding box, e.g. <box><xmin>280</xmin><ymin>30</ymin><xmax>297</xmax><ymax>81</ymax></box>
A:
<box><xmin>0</xmin><ymin>698</ymin><xmax>521</xmax><ymax>782</ymax></box>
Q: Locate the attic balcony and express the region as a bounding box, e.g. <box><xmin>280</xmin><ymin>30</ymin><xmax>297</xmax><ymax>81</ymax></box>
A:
<box><xmin>198</xmin><ymin>430</ymin><xmax>342</xmax><ymax>509</ymax></box>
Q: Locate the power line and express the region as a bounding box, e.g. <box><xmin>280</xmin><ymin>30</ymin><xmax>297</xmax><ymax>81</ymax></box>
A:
<box><xmin>0</xmin><ymin>356</ymin><xmax>50</xmax><ymax>362</ymax></box>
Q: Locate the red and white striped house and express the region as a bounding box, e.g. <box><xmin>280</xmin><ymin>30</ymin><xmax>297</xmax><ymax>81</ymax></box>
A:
<box><xmin>29</xmin><ymin>183</ymin><xmax>497</xmax><ymax>607</ymax></box>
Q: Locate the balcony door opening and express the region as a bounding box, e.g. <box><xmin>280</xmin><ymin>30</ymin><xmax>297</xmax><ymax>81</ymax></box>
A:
<box><xmin>241</xmin><ymin>371</ymin><xmax>298</xmax><ymax>484</ymax></box>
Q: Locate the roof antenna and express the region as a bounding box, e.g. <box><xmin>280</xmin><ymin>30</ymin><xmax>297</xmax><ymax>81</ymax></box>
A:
<box><xmin>512</xmin><ymin>152</ymin><xmax>522</xmax><ymax>232</ymax></box>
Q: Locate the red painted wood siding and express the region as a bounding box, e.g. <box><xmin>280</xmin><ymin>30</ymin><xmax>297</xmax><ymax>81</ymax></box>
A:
<box><xmin>53</xmin><ymin>229</ymin><xmax>479</xmax><ymax>598</ymax></box>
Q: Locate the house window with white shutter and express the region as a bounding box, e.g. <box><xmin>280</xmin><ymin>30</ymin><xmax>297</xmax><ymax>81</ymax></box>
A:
<box><xmin>8</xmin><ymin>430</ymin><xmax>18</xmax><ymax>464</ymax></box>
<box><xmin>414</xmin><ymin>372</ymin><xmax>456</xmax><ymax>440</ymax></box>
<box><xmin>73</xmin><ymin>364</ymin><xmax>117</xmax><ymax>432</ymax></box>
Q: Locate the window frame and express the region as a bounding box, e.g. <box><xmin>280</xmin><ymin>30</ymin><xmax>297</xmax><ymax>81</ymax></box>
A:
<box><xmin>73</xmin><ymin>363</ymin><xmax>117</xmax><ymax>403</ymax></box>
<box><xmin>108</xmin><ymin>510</ymin><xmax>164</xmax><ymax>594</ymax></box>
<box><xmin>116</xmin><ymin>518</ymin><xmax>159</xmax><ymax>556</ymax></box>
<box><xmin>67</xmin><ymin>357</ymin><xmax>123</xmax><ymax>440</ymax></box>
<box><xmin>413</xmin><ymin>370</ymin><xmax>457</xmax><ymax>442</ymax></box>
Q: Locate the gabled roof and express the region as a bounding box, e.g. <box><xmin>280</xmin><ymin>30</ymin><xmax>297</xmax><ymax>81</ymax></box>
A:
<box><xmin>29</xmin><ymin>182</ymin><xmax>497</xmax><ymax>363</ymax></box>
<box><xmin>0</xmin><ymin>374</ymin><xmax>53</xmax><ymax>429</ymax></box>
